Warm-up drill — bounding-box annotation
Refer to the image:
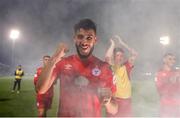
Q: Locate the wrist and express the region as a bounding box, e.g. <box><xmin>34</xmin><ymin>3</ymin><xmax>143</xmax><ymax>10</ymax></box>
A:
<box><xmin>103</xmin><ymin>97</ymin><xmax>111</xmax><ymax>106</ymax></box>
<box><xmin>104</xmin><ymin>100</ymin><xmax>111</xmax><ymax>107</ymax></box>
<box><xmin>111</xmin><ymin>42</ymin><xmax>115</xmax><ymax>46</ymax></box>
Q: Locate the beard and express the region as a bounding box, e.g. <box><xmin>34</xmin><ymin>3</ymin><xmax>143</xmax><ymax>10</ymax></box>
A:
<box><xmin>75</xmin><ymin>44</ymin><xmax>94</xmax><ymax>59</ymax></box>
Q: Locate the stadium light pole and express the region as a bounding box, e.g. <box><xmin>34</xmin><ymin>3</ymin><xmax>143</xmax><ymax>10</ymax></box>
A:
<box><xmin>9</xmin><ymin>29</ymin><xmax>20</xmax><ymax>66</ymax></box>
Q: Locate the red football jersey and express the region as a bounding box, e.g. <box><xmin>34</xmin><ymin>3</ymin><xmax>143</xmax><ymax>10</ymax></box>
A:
<box><xmin>155</xmin><ymin>69</ymin><xmax>180</xmax><ymax>104</ymax></box>
<box><xmin>124</xmin><ymin>61</ymin><xmax>134</xmax><ymax>79</ymax></box>
<box><xmin>53</xmin><ymin>55</ymin><xmax>116</xmax><ymax>117</ymax></box>
<box><xmin>34</xmin><ymin>67</ymin><xmax>53</xmax><ymax>99</ymax></box>
<box><xmin>155</xmin><ymin>69</ymin><xmax>180</xmax><ymax>116</ymax></box>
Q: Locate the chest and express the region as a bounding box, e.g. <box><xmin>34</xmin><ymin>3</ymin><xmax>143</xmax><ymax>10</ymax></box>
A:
<box><xmin>160</xmin><ymin>71</ymin><xmax>175</xmax><ymax>79</ymax></box>
<box><xmin>16</xmin><ymin>70</ymin><xmax>23</xmax><ymax>75</ymax></box>
<box><xmin>59</xmin><ymin>61</ymin><xmax>106</xmax><ymax>87</ymax></box>
<box><xmin>113</xmin><ymin>66</ymin><xmax>127</xmax><ymax>76</ymax></box>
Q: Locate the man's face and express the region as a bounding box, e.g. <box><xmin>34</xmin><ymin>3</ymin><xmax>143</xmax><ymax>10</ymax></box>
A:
<box><xmin>74</xmin><ymin>28</ymin><xmax>97</xmax><ymax>59</ymax></box>
<box><xmin>114</xmin><ymin>51</ymin><xmax>124</xmax><ymax>65</ymax></box>
<box><xmin>163</xmin><ymin>55</ymin><xmax>176</xmax><ymax>68</ymax></box>
<box><xmin>43</xmin><ymin>57</ymin><xmax>50</xmax><ymax>66</ymax></box>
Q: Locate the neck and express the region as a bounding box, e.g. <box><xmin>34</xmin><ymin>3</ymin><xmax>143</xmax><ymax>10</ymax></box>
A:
<box><xmin>114</xmin><ymin>61</ymin><xmax>122</xmax><ymax>66</ymax></box>
<box><xmin>77</xmin><ymin>54</ymin><xmax>93</xmax><ymax>62</ymax></box>
<box><xmin>163</xmin><ymin>64</ymin><xmax>172</xmax><ymax>71</ymax></box>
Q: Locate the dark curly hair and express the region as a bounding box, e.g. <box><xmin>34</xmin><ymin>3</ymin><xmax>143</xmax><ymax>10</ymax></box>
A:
<box><xmin>74</xmin><ymin>18</ymin><xmax>96</xmax><ymax>34</ymax></box>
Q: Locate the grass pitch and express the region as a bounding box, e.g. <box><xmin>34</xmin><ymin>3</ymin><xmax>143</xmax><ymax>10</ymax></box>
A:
<box><xmin>0</xmin><ymin>76</ymin><xmax>160</xmax><ymax>117</ymax></box>
<box><xmin>0</xmin><ymin>76</ymin><xmax>59</xmax><ymax>117</ymax></box>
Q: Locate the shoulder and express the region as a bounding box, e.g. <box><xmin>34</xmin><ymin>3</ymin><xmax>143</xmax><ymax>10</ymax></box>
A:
<box><xmin>93</xmin><ymin>56</ymin><xmax>112</xmax><ymax>72</ymax></box>
<box><xmin>62</xmin><ymin>55</ymin><xmax>77</xmax><ymax>61</ymax></box>
<box><xmin>63</xmin><ymin>55</ymin><xmax>75</xmax><ymax>60</ymax></box>
<box><xmin>37</xmin><ymin>67</ymin><xmax>42</xmax><ymax>71</ymax></box>
<box><xmin>124</xmin><ymin>61</ymin><xmax>133</xmax><ymax>68</ymax></box>
<box><xmin>156</xmin><ymin>69</ymin><xmax>168</xmax><ymax>78</ymax></box>
<box><xmin>36</xmin><ymin>67</ymin><xmax>42</xmax><ymax>72</ymax></box>
<box><xmin>57</xmin><ymin>55</ymin><xmax>75</xmax><ymax>64</ymax></box>
<box><xmin>93</xmin><ymin>56</ymin><xmax>110</xmax><ymax>65</ymax></box>
<box><xmin>55</xmin><ymin>55</ymin><xmax>76</xmax><ymax>69</ymax></box>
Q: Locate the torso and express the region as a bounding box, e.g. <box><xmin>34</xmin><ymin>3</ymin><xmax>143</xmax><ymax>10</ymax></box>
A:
<box><xmin>55</xmin><ymin>55</ymin><xmax>115</xmax><ymax>116</ymax></box>
<box><xmin>112</xmin><ymin>62</ymin><xmax>132</xmax><ymax>99</ymax></box>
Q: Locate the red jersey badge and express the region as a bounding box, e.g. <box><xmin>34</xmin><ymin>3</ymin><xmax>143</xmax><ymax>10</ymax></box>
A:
<box><xmin>92</xmin><ymin>66</ymin><xmax>101</xmax><ymax>76</ymax></box>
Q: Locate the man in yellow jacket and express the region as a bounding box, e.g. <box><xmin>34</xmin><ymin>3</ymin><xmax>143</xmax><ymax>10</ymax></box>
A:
<box><xmin>12</xmin><ymin>65</ymin><xmax>24</xmax><ymax>94</ymax></box>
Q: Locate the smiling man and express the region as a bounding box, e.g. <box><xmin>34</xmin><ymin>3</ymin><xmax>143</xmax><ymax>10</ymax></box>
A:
<box><xmin>36</xmin><ymin>19</ymin><xmax>117</xmax><ymax>117</ymax></box>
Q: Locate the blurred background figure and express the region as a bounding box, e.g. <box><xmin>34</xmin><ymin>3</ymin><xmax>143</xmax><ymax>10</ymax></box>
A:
<box><xmin>34</xmin><ymin>55</ymin><xmax>54</xmax><ymax>117</ymax></box>
<box><xmin>105</xmin><ymin>35</ymin><xmax>138</xmax><ymax>117</ymax></box>
<box><xmin>12</xmin><ymin>65</ymin><xmax>24</xmax><ymax>94</ymax></box>
<box><xmin>155</xmin><ymin>53</ymin><xmax>180</xmax><ymax>117</ymax></box>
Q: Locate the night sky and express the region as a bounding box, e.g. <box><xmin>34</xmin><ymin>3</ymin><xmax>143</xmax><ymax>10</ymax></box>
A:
<box><xmin>0</xmin><ymin>0</ymin><xmax>180</xmax><ymax>74</ymax></box>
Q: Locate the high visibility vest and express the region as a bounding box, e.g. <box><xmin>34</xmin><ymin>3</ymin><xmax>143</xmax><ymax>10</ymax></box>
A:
<box><xmin>15</xmin><ymin>70</ymin><xmax>24</xmax><ymax>79</ymax></box>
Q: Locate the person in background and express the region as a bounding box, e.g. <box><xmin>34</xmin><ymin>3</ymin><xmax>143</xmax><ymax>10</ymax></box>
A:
<box><xmin>34</xmin><ymin>55</ymin><xmax>54</xmax><ymax>117</ymax></box>
<box><xmin>105</xmin><ymin>35</ymin><xmax>138</xmax><ymax>117</ymax></box>
<box><xmin>155</xmin><ymin>53</ymin><xmax>180</xmax><ymax>117</ymax></box>
<box><xmin>12</xmin><ymin>65</ymin><xmax>24</xmax><ymax>94</ymax></box>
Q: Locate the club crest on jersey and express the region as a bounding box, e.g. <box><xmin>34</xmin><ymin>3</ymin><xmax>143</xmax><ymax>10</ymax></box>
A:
<box><xmin>92</xmin><ymin>66</ymin><xmax>101</xmax><ymax>76</ymax></box>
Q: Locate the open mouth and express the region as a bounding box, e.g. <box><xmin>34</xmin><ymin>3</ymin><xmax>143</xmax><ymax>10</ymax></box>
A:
<box><xmin>79</xmin><ymin>45</ymin><xmax>90</xmax><ymax>56</ymax></box>
<box><xmin>81</xmin><ymin>46</ymin><xmax>89</xmax><ymax>50</ymax></box>
<box><xmin>80</xmin><ymin>44</ymin><xmax>89</xmax><ymax>50</ymax></box>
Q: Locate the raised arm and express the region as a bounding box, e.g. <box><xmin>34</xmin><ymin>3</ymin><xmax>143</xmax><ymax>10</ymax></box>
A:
<box><xmin>36</xmin><ymin>43</ymin><xmax>68</xmax><ymax>94</ymax></box>
<box><xmin>105</xmin><ymin>38</ymin><xmax>115</xmax><ymax>65</ymax></box>
<box><xmin>114</xmin><ymin>35</ymin><xmax>138</xmax><ymax>66</ymax></box>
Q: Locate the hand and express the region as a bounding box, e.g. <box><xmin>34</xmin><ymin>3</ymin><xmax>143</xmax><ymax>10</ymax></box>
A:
<box><xmin>98</xmin><ymin>87</ymin><xmax>112</xmax><ymax>104</ymax></box>
<box><xmin>113</xmin><ymin>35</ymin><xmax>123</xmax><ymax>44</ymax></box>
<box><xmin>102</xmin><ymin>96</ymin><xmax>112</xmax><ymax>105</ymax></box>
<box><xmin>130</xmin><ymin>48</ymin><xmax>138</xmax><ymax>57</ymax></box>
<box><xmin>52</xmin><ymin>43</ymin><xmax>69</xmax><ymax>63</ymax></box>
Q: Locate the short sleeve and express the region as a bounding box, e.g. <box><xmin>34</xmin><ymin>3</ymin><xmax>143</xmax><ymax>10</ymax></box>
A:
<box><xmin>124</xmin><ymin>61</ymin><xmax>134</xmax><ymax>78</ymax></box>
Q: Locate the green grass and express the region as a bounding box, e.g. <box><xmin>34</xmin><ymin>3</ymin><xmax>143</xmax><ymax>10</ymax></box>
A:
<box><xmin>132</xmin><ymin>79</ymin><xmax>160</xmax><ymax>117</ymax></box>
<box><xmin>0</xmin><ymin>76</ymin><xmax>160</xmax><ymax>117</ymax></box>
<box><xmin>0</xmin><ymin>76</ymin><xmax>59</xmax><ymax>117</ymax></box>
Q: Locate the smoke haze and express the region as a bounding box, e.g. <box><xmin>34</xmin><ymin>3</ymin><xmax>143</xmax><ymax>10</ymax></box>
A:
<box><xmin>0</xmin><ymin>0</ymin><xmax>180</xmax><ymax>116</ymax></box>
